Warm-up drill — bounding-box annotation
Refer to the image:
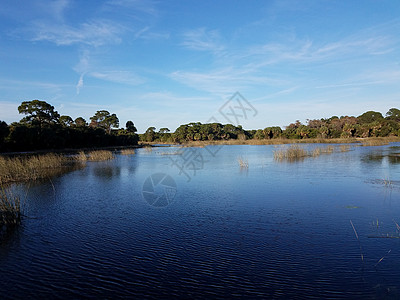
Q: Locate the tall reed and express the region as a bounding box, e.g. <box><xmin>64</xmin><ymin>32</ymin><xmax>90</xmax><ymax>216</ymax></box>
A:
<box><xmin>0</xmin><ymin>187</ymin><xmax>21</xmax><ymax>230</ymax></box>
<box><xmin>121</xmin><ymin>149</ymin><xmax>135</xmax><ymax>155</ymax></box>
<box><xmin>0</xmin><ymin>154</ymin><xmax>68</xmax><ymax>184</ymax></box>
<box><xmin>274</xmin><ymin>145</ymin><xmax>308</xmax><ymax>161</ymax></box>
<box><xmin>87</xmin><ymin>150</ymin><xmax>114</xmax><ymax>161</ymax></box>
<box><xmin>237</xmin><ymin>156</ymin><xmax>249</xmax><ymax>168</ymax></box>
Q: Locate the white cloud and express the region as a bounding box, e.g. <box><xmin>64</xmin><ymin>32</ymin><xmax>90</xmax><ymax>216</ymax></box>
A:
<box><xmin>90</xmin><ymin>71</ymin><xmax>145</xmax><ymax>86</ymax></box>
<box><xmin>182</xmin><ymin>28</ymin><xmax>225</xmax><ymax>53</ymax></box>
<box><xmin>31</xmin><ymin>20</ymin><xmax>122</xmax><ymax>46</ymax></box>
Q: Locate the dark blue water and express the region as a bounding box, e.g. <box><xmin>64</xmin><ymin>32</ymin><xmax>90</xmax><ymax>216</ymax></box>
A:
<box><xmin>1</xmin><ymin>144</ymin><xmax>400</xmax><ymax>299</ymax></box>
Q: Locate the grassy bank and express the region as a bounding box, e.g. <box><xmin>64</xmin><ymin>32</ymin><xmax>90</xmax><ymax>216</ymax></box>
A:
<box><xmin>0</xmin><ymin>150</ymin><xmax>116</xmax><ymax>185</ymax></box>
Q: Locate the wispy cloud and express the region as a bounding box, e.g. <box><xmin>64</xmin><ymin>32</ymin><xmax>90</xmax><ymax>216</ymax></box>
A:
<box><xmin>30</xmin><ymin>20</ymin><xmax>123</xmax><ymax>46</ymax></box>
<box><xmin>182</xmin><ymin>28</ymin><xmax>225</xmax><ymax>53</ymax></box>
<box><xmin>90</xmin><ymin>71</ymin><xmax>145</xmax><ymax>85</ymax></box>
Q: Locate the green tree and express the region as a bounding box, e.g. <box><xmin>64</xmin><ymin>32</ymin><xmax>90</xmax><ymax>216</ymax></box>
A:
<box><xmin>126</xmin><ymin>121</ymin><xmax>137</xmax><ymax>133</ymax></box>
<box><xmin>357</xmin><ymin>111</ymin><xmax>383</xmax><ymax>124</ymax></box>
<box><xmin>59</xmin><ymin>115</ymin><xmax>73</xmax><ymax>127</ymax></box>
<box><xmin>18</xmin><ymin>100</ymin><xmax>60</xmax><ymax>128</ymax></box>
<box><xmin>90</xmin><ymin>110</ymin><xmax>119</xmax><ymax>134</ymax></box>
<box><xmin>0</xmin><ymin>121</ymin><xmax>9</xmax><ymax>151</ymax></box>
<box><xmin>144</xmin><ymin>127</ymin><xmax>156</xmax><ymax>142</ymax></box>
<box><xmin>74</xmin><ymin>117</ymin><xmax>87</xmax><ymax>127</ymax></box>
<box><xmin>386</xmin><ymin>108</ymin><xmax>400</xmax><ymax>122</ymax></box>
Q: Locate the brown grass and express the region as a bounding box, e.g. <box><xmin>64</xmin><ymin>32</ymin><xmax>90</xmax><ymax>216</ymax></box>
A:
<box><xmin>87</xmin><ymin>150</ymin><xmax>114</xmax><ymax>161</ymax></box>
<box><xmin>120</xmin><ymin>149</ymin><xmax>135</xmax><ymax>155</ymax></box>
<box><xmin>274</xmin><ymin>145</ymin><xmax>308</xmax><ymax>161</ymax></box>
<box><xmin>237</xmin><ymin>156</ymin><xmax>249</xmax><ymax>168</ymax></box>
<box><xmin>0</xmin><ymin>187</ymin><xmax>21</xmax><ymax>230</ymax></box>
<box><xmin>0</xmin><ymin>154</ymin><xmax>69</xmax><ymax>184</ymax></box>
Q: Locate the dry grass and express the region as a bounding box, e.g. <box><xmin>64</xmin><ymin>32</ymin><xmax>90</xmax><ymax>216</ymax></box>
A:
<box><xmin>144</xmin><ymin>146</ymin><xmax>153</xmax><ymax>153</ymax></box>
<box><xmin>75</xmin><ymin>151</ymin><xmax>87</xmax><ymax>161</ymax></box>
<box><xmin>87</xmin><ymin>150</ymin><xmax>114</xmax><ymax>161</ymax></box>
<box><xmin>339</xmin><ymin>145</ymin><xmax>351</xmax><ymax>152</ymax></box>
<box><xmin>0</xmin><ymin>187</ymin><xmax>21</xmax><ymax>230</ymax></box>
<box><xmin>0</xmin><ymin>154</ymin><xmax>69</xmax><ymax>184</ymax></box>
<box><xmin>237</xmin><ymin>156</ymin><xmax>249</xmax><ymax>169</ymax></box>
<box><xmin>120</xmin><ymin>149</ymin><xmax>135</xmax><ymax>155</ymax></box>
<box><xmin>274</xmin><ymin>145</ymin><xmax>308</xmax><ymax>161</ymax></box>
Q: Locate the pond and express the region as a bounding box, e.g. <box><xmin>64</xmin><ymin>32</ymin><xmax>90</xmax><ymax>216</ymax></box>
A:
<box><xmin>1</xmin><ymin>143</ymin><xmax>400</xmax><ymax>299</ymax></box>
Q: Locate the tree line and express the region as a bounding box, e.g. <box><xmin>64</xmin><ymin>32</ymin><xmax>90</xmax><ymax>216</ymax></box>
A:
<box><xmin>140</xmin><ymin>108</ymin><xmax>400</xmax><ymax>143</ymax></box>
<box><xmin>1</xmin><ymin>101</ymin><xmax>400</xmax><ymax>152</ymax></box>
<box><xmin>0</xmin><ymin>100</ymin><xmax>138</xmax><ymax>152</ymax></box>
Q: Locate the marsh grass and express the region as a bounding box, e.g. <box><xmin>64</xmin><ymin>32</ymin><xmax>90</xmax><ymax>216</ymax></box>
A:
<box><xmin>0</xmin><ymin>154</ymin><xmax>70</xmax><ymax>184</ymax></box>
<box><xmin>275</xmin><ymin>144</ymin><xmax>353</xmax><ymax>162</ymax></box>
<box><xmin>0</xmin><ymin>187</ymin><xmax>22</xmax><ymax>231</ymax></box>
<box><xmin>87</xmin><ymin>150</ymin><xmax>114</xmax><ymax>161</ymax></box>
<box><xmin>361</xmin><ymin>139</ymin><xmax>390</xmax><ymax>147</ymax></box>
<box><xmin>144</xmin><ymin>146</ymin><xmax>153</xmax><ymax>153</ymax></box>
<box><xmin>274</xmin><ymin>145</ymin><xmax>308</xmax><ymax>161</ymax></box>
<box><xmin>120</xmin><ymin>149</ymin><xmax>135</xmax><ymax>155</ymax></box>
<box><xmin>237</xmin><ymin>156</ymin><xmax>249</xmax><ymax>169</ymax></box>
<box><xmin>75</xmin><ymin>151</ymin><xmax>88</xmax><ymax>161</ymax></box>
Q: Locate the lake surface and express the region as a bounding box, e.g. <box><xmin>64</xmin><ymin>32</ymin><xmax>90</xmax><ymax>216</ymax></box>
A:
<box><xmin>1</xmin><ymin>143</ymin><xmax>400</xmax><ymax>299</ymax></box>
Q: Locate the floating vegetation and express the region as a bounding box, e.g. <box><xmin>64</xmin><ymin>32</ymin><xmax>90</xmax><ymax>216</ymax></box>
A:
<box><xmin>120</xmin><ymin>149</ymin><xmax>135</xmax><ymax>155</ymax></box>
<box><xmin>87</xmin><ymin>150</ymin><xmax>114</xmax><ymax>161</ymax></box>
<box><xmin>237</xmin><ymin>156</ymin><xmax>249</xmax><ymax>169</ymax></box>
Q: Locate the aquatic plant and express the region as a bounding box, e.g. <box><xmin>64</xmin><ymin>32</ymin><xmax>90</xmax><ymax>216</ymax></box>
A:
<box><xmin>0</xmin><ymin>187</ymin><xmax>21</xmax><ymax>231</ymax></box>
<box><xmin>274</xmin><ymin>145</ymin><xmax>308</xmax><ymax>161</ymax></box>
<box><xmin>87</xmin><ymin>150</ymin><xmax>114</xmax><ymax>161</ymax></box>
<box><xmin>237</xmin><ymin>156</ymin><xmax>249</xmax><ymax>169</ymax></box>
<box><xmin>0</xmin><ymin>154</ymin><xmax>68</xmax><ymax>184</ymax></box>
<box><xmin>121</xmin><ymin>149</ymin><xmax>135</xmax><ymax>155</ymax></box>
<box><xmin>75</xmin><ymin>151</ymin><xmax>88</xmax><ymax>161</ymax></box>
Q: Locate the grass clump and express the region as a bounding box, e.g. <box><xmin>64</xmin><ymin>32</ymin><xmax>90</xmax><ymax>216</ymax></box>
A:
<box><xmin>0</xmin><ymin>154</ymin><xmax>68</xmax><ymax>184</ymax></box>
<box><xmin>274</xmin><ymin>145</ymin><xmax>308</xmax><ymax>161</ymax></box>
<box><xmin>237</xmin><ymin>156</ymin><xmax>249</xmax><ymax>169</ymax></box>
<box><xmin>75</xmin><ymin>151</ymin><xmax>88</xmax><ymax>161</ymax></box>
<box><xmin>121</xmin><ymin>149</ymin><xmax>135</xmax><ymax>155</ymax></box>
<box><xmin>0</xmin><ymin>187</ymin><xmax>22</xmax><ymax>232</ymax></box>
<box><xmin>87</xmin><ymin>150</ymin><xmax>114</xmax><ymax>161</ymax></box>
<box><xmin>361</xmin><ymin>139</ymin><xmax>390</xmax><ymax>147</ymax></box>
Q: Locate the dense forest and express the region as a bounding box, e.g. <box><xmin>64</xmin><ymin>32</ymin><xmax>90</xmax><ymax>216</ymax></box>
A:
<box><xmin>0</xmin><ymin>100</ymin><xmax>138</xmax><ymax>152</ymax></box>
<box><xmin>1</xmin><ymin>100</ymin><xmax>400</xmax><ymax>152</ymax></box>
<box><xmin>139</xmin><ymin>108</ymin><xmax>400</xmax><ymax>143</ymax></box>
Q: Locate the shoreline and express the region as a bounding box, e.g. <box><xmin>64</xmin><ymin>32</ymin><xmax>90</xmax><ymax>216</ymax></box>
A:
<box><xmin>147</xmin><ymin>136</ymin><xmax>400</xmax><ymax>147</ymax></box>
<box><xmin>1</xmin><ymin>136</ymin><xmax>400</xmax><ymax>156</ymax></box>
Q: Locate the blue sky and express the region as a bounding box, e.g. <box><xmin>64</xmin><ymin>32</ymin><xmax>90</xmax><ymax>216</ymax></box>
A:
<box><xmin>0</xmin><ymin>0</ymin><xmax>399</xmax><ymax>133</ymax></box>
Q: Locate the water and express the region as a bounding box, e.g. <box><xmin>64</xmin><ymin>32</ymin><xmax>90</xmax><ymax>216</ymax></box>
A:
<box><xmin>1</xmin><ymin>144</ymin><xmax>400</xmax><ymax>299</ymax></box>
